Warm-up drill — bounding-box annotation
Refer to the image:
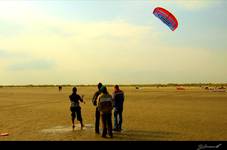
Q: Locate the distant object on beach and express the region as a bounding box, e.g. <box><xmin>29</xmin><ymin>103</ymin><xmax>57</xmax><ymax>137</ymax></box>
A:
<box><xmin>0</xmin><ymin>133</ymin><xmax>9</xmax><ymax>136</ymax></box>
<box><xmin>135</xmin><ymin>86</ymin><xmax>140</xmax><ymax>90</ymax></box>
<box><xmin>205</xmin><ymin>87</ymin><xmax>209</xmax><ymax>90</ymax></box>
<box><xmin>212</xmin><ymin>89</ymin><xmax>226</xmax><ymax>92</ymax></box>
<box><xmin>219</xmin><ymin>86</ymin><xmax>226</xmax><ymax>90</ymax></box>
<box><xmin>204</xmin><ymin>86</ymin><xmax>226</xmax><ymax>92</ymax></box>
<box><xmin>213</xmin><ymin>86</ymin><xmax>226</xmax><ymax>92</ymax></box>
<box><xmin>58</xmin><ymin>86</ymin><xmax>62</xmax><ymax>92</ymax></box>
<box><xmin>176</xmin><ymin>86</ymin><xmax>185</xmax><ymax>90</ymax></box>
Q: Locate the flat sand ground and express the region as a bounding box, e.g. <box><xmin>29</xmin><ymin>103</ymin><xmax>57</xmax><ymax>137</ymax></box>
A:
<box><xmin>0</xmin><ymin>86</ymin><xmax>227</xmax><ymax>141</ymax></box>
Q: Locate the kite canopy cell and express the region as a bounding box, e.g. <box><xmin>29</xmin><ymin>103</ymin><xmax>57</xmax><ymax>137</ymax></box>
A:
<box><xmin>153</xmin><ymin>7</ymin><xmax>178</xmax><ymax>31</ymax></box>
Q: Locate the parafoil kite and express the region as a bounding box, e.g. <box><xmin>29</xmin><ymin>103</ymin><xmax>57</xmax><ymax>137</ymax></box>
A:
<box><xmin>153</xmin><ymin>7</ymin><xmax>178</xmax><ymax>31</ymax></box>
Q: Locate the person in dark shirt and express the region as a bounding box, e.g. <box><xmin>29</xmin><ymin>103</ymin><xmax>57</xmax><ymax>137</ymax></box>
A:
<box><xmin>112</xmin><ymin>85</ymin><xmax>125</xmax><ymax>131</ymax></box>
<box><xmin>92</xmin><ymin>82</ymin><xmax>103</xmax><ymax>134</ymax></box>
<box><xmin>69</xmin><ymin>87</ymin><xmax>85</xmax><ymax>130</ymax></box>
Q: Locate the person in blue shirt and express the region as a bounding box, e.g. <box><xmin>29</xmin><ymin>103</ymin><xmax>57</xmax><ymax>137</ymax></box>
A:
<box><xmin>112</xmin><ymin>85</ymin><xmax>125</xmax><ymax>132</ymax></box>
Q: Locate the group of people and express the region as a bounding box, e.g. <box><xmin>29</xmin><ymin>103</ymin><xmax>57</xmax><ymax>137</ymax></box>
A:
<box><xmin>69</xmin><ymin>82</ymin><xmax>125</xmax><ymax>138</ymax></box>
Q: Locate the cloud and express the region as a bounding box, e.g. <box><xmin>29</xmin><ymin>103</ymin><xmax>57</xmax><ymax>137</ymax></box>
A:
<box><xmin>0</xmin><ymin>49</ymin><xmax>55</xmax><ymax>72</ymax></box>
<box><xmin>0</xmin><ymin>49</ymin><xmax>11</xmax><ymax>58</ymax></box>
<box><xmin>0</xmin><ymin>49</ymin><xmax>29</xmax><ymax>58</ymax></box>
<box><xmin>0</xmin><ymin>15</ymin><xmax>159</xmax><ymax>72</ymax></box>
<box><xmin>173</xmin><ymin>0</ymin><xmax>221</xmax><ymax>10</ymax></box>
<box><xmin>8</xmin><ymin>59</ymin><xmax>55</xmax><ymax>71</ymax></box>
<box><xmin>0</xmin><ymin>1</ymin><xmax>44</xmax><ymax>22</ymax></box>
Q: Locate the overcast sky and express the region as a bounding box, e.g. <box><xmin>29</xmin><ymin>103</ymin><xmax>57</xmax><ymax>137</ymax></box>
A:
<box><xmin>0</xmin><ymin>0</ymin><xmax>226</xmax><ymax>85</ymax></box>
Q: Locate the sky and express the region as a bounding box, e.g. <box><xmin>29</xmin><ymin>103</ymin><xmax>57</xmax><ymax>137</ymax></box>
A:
<box><xmin>0</xmin><ymin>0</ymin><xmax>227</xmax><ymax>85</ymax></box>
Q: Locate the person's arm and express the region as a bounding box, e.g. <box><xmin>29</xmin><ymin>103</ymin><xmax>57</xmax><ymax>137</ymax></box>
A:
<box><xmin>112</xmin><ymin>93</ymin><xmax>116</xmax><ymax>107</ymax></box>
<box><xmin>69</xmin><ymin>95</ymin><xmax>72</xmax><ymax>102</ymax></box>
<box><xmin>78</xmin><ymin>95</ymin><xmax>84</xmax><ymax>103</ymax></box>
<box><xmin>112</xmin><ymin>92</ymin><xmax>115</xmax><ymax>100</ymax></box>
<box><xmin>111</xmin><ymin>96</ymin><xmax>114</xmax><ymax>109</ymax></box>
<box><xmin>92</xmin><ymin>91</ymin><xmax>99</xmax><ymax>106</ymax></box>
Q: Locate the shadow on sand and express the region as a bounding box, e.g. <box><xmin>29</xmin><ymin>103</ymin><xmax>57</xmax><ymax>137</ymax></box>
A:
<box><xmin>112</xmin><ymin>130</ymin><xmax>180</xmax><ymax>141</ymax></box>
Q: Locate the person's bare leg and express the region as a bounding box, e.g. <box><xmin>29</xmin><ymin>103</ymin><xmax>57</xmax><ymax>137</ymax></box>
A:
<box><xmin>71</xmin><ymin>109</ymin><xmax>76</xmax><ymax>130</ymax></box>
<box><xmin>72</xmin><ymin>119</ymin><xmax>75</xmax><ymax>130</ymax></box>
<box><xmin>80</xmin><ymin>121</ymin><xmax>84</xmax><ymax>130</ymax></box>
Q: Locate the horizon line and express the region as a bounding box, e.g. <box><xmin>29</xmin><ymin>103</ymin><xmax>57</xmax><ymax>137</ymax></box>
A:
<box><xmin>0</xmin><ymin>83</ymin><xmax>227</xmax><ymax>87</ymax></box>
